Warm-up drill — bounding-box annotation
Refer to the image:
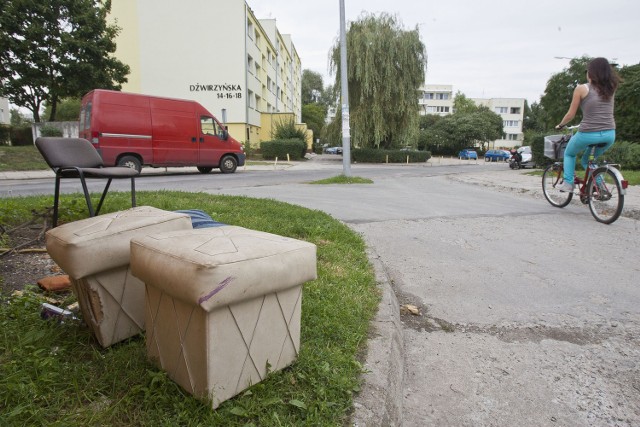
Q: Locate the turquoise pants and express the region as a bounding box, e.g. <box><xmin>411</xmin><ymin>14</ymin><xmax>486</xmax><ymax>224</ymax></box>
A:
<box><xmin>563</xmin><ymin>129</ymin><xmax>615</xmax><ymax>184</ymax></box>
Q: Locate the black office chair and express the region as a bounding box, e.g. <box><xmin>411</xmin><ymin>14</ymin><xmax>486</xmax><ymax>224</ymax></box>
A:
<box><xmin>35</xmin><ymin>137</ymin><xmax>140</xmax><ymax>227</ymax></box>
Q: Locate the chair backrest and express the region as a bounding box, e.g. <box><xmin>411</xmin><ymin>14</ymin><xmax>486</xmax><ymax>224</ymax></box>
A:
<box><xmin>35</xmin><ymin>137</ymin><xmax>104</xmax><ymax>169</ymax></box>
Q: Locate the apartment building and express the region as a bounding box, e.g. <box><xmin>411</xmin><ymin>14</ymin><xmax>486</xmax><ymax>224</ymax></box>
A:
<box><xmin>0</xmin><ymin>97</ymin><xmax>10</xmax><ymax>125</ymax></box>
<box><xmin>108</xmin><ymin>0</ymin><xmax>305</xmax><ymax>146</ymax></box>
<box><xmin>418</xmin><ymin>84</ymin><xmax>453</xmax><ymax>116</ymax></box>
<box><xmin>472</xmin><ymin>98</ymin><xmax>525</xmax><ymax>148</ymax></box>
<box><xmin>417</xmin><ymin>84</ymin><xmax>525</xmax><ymax>148</ymax></box>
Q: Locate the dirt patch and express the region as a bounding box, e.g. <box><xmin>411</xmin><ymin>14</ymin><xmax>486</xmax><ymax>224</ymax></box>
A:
<box><xmin>1</xmin><ymin>210</ymin><xmax>63</xmax><ymax>294</ymax></box>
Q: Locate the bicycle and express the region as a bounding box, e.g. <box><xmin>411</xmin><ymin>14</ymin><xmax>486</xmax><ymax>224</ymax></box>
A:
<box><xmin>541</xmin><ymin>125</ymin><xmax>628</xmax><ymax>224</ymax></box>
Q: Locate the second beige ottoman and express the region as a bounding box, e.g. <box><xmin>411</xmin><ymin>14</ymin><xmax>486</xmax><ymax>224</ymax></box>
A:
<box><xmin>130</xmin><ymin>226</ymin><xmax>317</xmax><ymax>409</ymax></box>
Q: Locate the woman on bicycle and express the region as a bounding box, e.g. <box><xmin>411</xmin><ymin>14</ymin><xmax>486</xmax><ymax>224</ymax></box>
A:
<box><xmin>554</xmin><ymin>57</ymin><xmax>620</xmax><ymax>192</ymax></box>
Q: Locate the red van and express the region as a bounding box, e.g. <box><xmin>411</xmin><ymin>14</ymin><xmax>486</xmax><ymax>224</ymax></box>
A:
<box><xmin>79</xmin><ymin>89</ymin><xmax>245</xmax><ymax>173</ymax></box>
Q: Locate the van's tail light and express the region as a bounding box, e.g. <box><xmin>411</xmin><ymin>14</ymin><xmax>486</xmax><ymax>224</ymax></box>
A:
<box><xmin>91</xmin><ymin>131</ymin><xmax>100</xmax><ymax>144</ymax></box>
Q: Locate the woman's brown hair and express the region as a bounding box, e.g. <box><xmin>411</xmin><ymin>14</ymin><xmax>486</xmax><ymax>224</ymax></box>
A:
<box><xmin>587</xmin><ymin>57</ymin><xmax>620</xmax><ymax>101</ymax></box>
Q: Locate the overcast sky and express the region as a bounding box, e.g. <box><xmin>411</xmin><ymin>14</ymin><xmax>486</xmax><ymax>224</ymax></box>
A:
<box><xmin>251</xmin><ymin>0</ymin><xmax>639</xmax><ymax>104</ymax></box>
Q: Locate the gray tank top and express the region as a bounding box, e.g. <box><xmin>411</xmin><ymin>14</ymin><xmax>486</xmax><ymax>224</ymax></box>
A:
<box><xmin>579</xmin><ymin>83</ymin><xmax>615</xmax><ymax>132</ymax></box>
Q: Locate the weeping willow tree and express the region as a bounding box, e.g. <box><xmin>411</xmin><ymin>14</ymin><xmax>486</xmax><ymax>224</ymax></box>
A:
<box><xmin>329</xmin><ymin>13</ymin><xmax>426</xmax><ymax>149</ymax></box>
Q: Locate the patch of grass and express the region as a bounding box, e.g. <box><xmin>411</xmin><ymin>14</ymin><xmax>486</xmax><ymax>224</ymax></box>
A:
<box><xmin>0</xmin><ymin>145</ymin><xmax>49</xmax><ymax>172</ymax></box>
<box><xmin>527</xmin><ymin>168</ymin><xmax>640</xmax><ymax>185</ymax></box>
<box><xmin>0</xmin><ymin>192</ymin><xmax>380</xmax><ymax>426</ymax></box>
<box><xmin>310</xmin><ymin>175</ymin><xmax>373</xmax><ymax>185</ymax></box>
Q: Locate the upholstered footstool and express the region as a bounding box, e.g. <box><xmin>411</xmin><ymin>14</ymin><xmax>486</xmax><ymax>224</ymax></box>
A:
<box><xmin>129</xmin><ymin>226</ymin><xmax>317</xmax><ymax>409</ymax></box>
<box><xmin>45</xmin><ymin>206</ymin><xmax>193</xmax><ymax>347</ymax></box>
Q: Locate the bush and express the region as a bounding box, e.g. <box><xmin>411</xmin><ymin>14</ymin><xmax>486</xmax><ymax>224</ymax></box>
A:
<box><xmin>40</xmin><ymin>124</ymin><xmax>63</xmax><ymax>137</ymax></box>
<box><xmin>606</xmin><ymin>141</ymin><xmax>640</xmax><ymax>170</ymax></box>
<box><xmin>532</xmin><ymin>132</ymin><xmax>640</xmax><ymax>170</ymax></box>
<box><xmin>352</xmin><ymin>148</ymin><xmax>431</xmax><ymax>163</ymax></box>
<box><xmin>0</xmin><ymin>124</ymin><xmax>10</xmax><ymax>145</ymax></box>
<box><xmin>272</xmin><ymin>117</ymin><xmax>308</xmax><ymax>141</ymax></box>
<box><xmin>260</xmin><ymin>139</ymin><xmax>307</xmax><ymax>160</ymax></box>
<box><xmin>10</xmin><ymin>126</ymin><xmax>33</xmax><ymax>146</ymax></box>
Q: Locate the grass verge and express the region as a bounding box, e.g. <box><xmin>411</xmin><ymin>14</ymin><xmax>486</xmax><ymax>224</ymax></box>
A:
<box><xmin>0</xmin><ymin>145</ymin><xmax>50</xmax><ymax>172</ymax></box>
<box><xmin>0</xmin><ymin>191</ymin><xmax>380</xmax><ymax>426</ymax></box>
<box><xmin>527</xmin><ymin>168</ymin><xmax>640</xmax><ymax>185</ymax></box>
<box><xmin>310</xmin><ymin>175</ymin><xmax>373</xmax><ymax>185</ymax></box>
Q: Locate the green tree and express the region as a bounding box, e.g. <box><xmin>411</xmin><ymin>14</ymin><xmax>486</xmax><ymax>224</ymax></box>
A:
<box><xmin>329</xmin><ymin>12</ymin><xmax>426</xmax><ymax>149</ymax></box>
<box><xmin>43</xmin><ymin>98</ymin><xmax>82</xmax><ymax>121</ymax></box>
<box><xmin>615</xmin><ymin>63</ymin><xmax>640</xmax><ymax>142</ymax></box>
<box><xmin>453</xmin><ymin>91</ymin><xmax>478</xmax><ymax>114</ymax></box>
<box><xmin>0</xmin><ymin>0</ymin><xmax>129</xmax><ymax>122</ymax></box>
<box><xmin>539</xmin><ymin>56</ymin><xmax>591</xmax><ymax>129</ymax></box>
<box><xmin>301</xmin><ymin>103</ymin><xmax>327</xmax><ymax>143</ymax></box>
<box><xmin>301</xmin><ymin>70</ymin><xmax>324</xmax><ymax>105</ymax></box>
<box><xmin>428</xmin><ymin>107</ymin><xmax>502</xmax><ymax>154</ymax></box>
<box><xmin>523</xmin><ymin>101</ymin><xmax>547</xmax><ymax>133</ymax></box>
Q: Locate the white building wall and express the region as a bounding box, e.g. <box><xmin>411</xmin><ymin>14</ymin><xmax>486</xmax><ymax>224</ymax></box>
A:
<box><xmin>473</xmin><ymin>97</ymin><xmax>525</xmax><ymax>148</ymax></box>
<box><xmin>109</xmin><ymin>0</ymin><xmax>301</xmax><ymax>142</ymax></box>
<box><xmin>0</xmin><ymin>97</ymin><xmax>10</xmax><ymax>125</ymax></box>
<box><xmin>418</xmin><ymin>84</ymin><xmax>453</xmax><ymax>116</ymax></box>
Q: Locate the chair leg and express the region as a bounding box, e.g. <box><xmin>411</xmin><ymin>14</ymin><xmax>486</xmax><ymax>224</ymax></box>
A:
<box><xmin>95</xmin><ymin>179</ymin><xmax>113</xmax><ymax>216</ymax></box>
<box><xmin>78</xmin><ymin>174</ymin><xmax>95</xmax><ymax>217</ymax></box>
<box><xmin>131</xmin><ymin>177</ymin><xmax>137</xmax><ymax>207</ymax></box>
<box><xmin>53</xmin><ymin>175</ymin><xmax>61</xmax><ymax>228</ymax></box>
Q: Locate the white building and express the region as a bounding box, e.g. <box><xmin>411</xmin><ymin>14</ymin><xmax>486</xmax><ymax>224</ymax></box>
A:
<box><xmin>0</xmin><ymin>97</ymin><xmax>10</xmax><ymax>125</ymax></box>
<box><xmin>417</xmin><ymin>84</ymin><xmax>525</xmax><ymax>148</ymax></box>
<box><xmin>472</xmin><ymin>98</ymin><xmax>525</xmax><ymax>148</ymax></box>
<box><xmin>108</xmin><ymin>0</ymin><xmax>306</xmax><ymax>147</ymax></box>
<box><xmin>418</xmin><ymin>84</ymin><xmax>453</xmax><ymax>116</ymax></box>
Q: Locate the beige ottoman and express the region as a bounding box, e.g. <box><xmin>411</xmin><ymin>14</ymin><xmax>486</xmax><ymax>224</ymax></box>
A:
<box><xmin>45</xmin><ymin>206</ymin><xmax>193</xmax><ymax>347</ymax></box>
<box><xmin>130</xmin><ymin>226</ymin><xmax>317</xmax><ymax>409</ymax></box>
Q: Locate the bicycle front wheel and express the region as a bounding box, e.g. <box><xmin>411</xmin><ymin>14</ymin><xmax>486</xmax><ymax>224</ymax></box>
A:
<box><xmin>588</xmin><ymin>167</ymin><xmax>624</xmax><ymax>224</ymax></box>
<box><xmin>542</xmin><ymin>164</ymin><xmax>573</xmax><ymax>208</ymax></box>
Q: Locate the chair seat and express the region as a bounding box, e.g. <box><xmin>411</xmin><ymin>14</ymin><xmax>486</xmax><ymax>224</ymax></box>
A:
<box><xmin>35</xmin><ymin>137</ymin><xmax>140</xmax><ymax>227</ymax></box>
<box><xmin>60</xmin><ymin>167</ymin><xmax>140</xmax><ymax>179</ymax></box>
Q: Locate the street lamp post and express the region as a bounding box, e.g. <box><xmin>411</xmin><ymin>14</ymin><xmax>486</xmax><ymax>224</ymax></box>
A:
<box><xmin>339</xmin><ymin>0</ymin><xmax>351</xmax><ymax>177</ymax></box>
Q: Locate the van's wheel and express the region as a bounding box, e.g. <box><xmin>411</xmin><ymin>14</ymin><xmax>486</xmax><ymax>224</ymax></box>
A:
<box><xmin>197</xmin><ymin>167</ymin><xmax>213</xmax><ymax>174</ymax></box>
<box><xmin>117</xmin><ymin>155</ymin><xmax>142</xmax><ymax>173</ymax></box>
<box><xmin>219</xmin><ymin>155</ymin><xmax>237</xmax><ymax>173</ymax></box>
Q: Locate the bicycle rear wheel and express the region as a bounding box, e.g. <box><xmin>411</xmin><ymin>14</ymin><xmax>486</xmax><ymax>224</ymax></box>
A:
<box><xmin>542</xmin><ymin>164</ymin><xmax>572</xmax><ymax>208</ymax></box>
<box><xmin>587</xmin><ymin>168</ymin><xmax>624</xmax><ymax>224</ymax></box>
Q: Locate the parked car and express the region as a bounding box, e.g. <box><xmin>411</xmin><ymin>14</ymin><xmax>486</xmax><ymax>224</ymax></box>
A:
<box><xmin>324</xmin><ymin>146</ymin><xmax>343</xmax><ymax>155</ymax></box>
<box><xmin>458</xmin><ymin>149</ymin><xmax>478</xmax><ymax>160</ymax></box>
<box><xmin>484</xmin><ymin>149</ymin><xmax>510</xmax><ymax>162</ymax></box>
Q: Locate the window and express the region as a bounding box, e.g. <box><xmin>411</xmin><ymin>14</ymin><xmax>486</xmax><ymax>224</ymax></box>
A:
<box><xmin>424</xmin><ymin>93</ymin><xmax>434</xmax><ymax>100</ymax></box>
<box><xmin>426</xmin><ymin>106</ymin><xmax>449</xmax><ymax>113</ymax></box>
<box><xmin>255</xmin><ymin>31</ymin><xmax>260</xmax><ymax>46</ymax></box>
<box><xmin>247</xmin><ymin>55</ymin><xmax>254</xmax><ymax>73</ymax></box>
<box><xmin>267</xmin><ymin>77</ymin><xmax>272</xmax><ymax>93</ymax></box>
<box><xmin>247</xmin><ymin>19</ymin><xmax>254</xmax><ymax>40</ymax></box>
<box><xmin>510</xmin><ymin>107</ymin><xmax>521</xmax><ymax>114</ymax></box>
<box><xmin>248</xmin><ymin>90</ymin><xmax>255</xmax><ymax>108</ymax></box>
<box><xmin>503</xmin><ymin>120</ymin><xmax>520</xmax><ymax>127</ymax></box>
<box><xmin>201</xmin><ymin>116</ymin><xmax>221</xmax><ymax>136</ymax></box>
<box><xmin>495</xmin><ymin>107</ymin><xmax>508</xmax><ymax>114</ymax></box>
<box><xmin>436</xmin><ymin>93</ymin><xmax>449</xmax><ymax>100</ymax></box>
<box><xmin>507</xmin><ymin>133</ymin><xmax>519</xmax><ymax>140</ymax></box>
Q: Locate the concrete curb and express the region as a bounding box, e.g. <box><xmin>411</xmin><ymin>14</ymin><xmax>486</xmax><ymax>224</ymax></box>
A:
<box><xmin>351</xmin><ymin>248</ymin><xmax>404</xmax><ymax>427</ymax></box>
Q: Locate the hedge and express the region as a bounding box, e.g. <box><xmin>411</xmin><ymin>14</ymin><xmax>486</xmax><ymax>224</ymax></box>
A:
<box><xmin>532</xmin><ymin>133</ymin><xmax>640</xmax><ymax>170</ymax></box>
<box><xmin>260</xmin><ymin>138</ymin><xmax>306</xmax><ymax>160</ymax></box>
<box><xmin>352</xmin><ymin>148</ymin><xmax>431</xmax><ymax>163</ymax></box>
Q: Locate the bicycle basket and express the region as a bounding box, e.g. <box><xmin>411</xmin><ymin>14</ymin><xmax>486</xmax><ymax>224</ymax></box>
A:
<box><xmin>544</xmin><ymin>134</ymin><xmax>569</xmax><ymax>160</ymax></box>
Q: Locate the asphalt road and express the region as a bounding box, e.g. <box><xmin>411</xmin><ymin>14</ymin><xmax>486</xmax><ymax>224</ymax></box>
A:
<box><xmin>4</xmin><ymin>157</ymin><xmax>639</xmax><ymax>426</ymax></box>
